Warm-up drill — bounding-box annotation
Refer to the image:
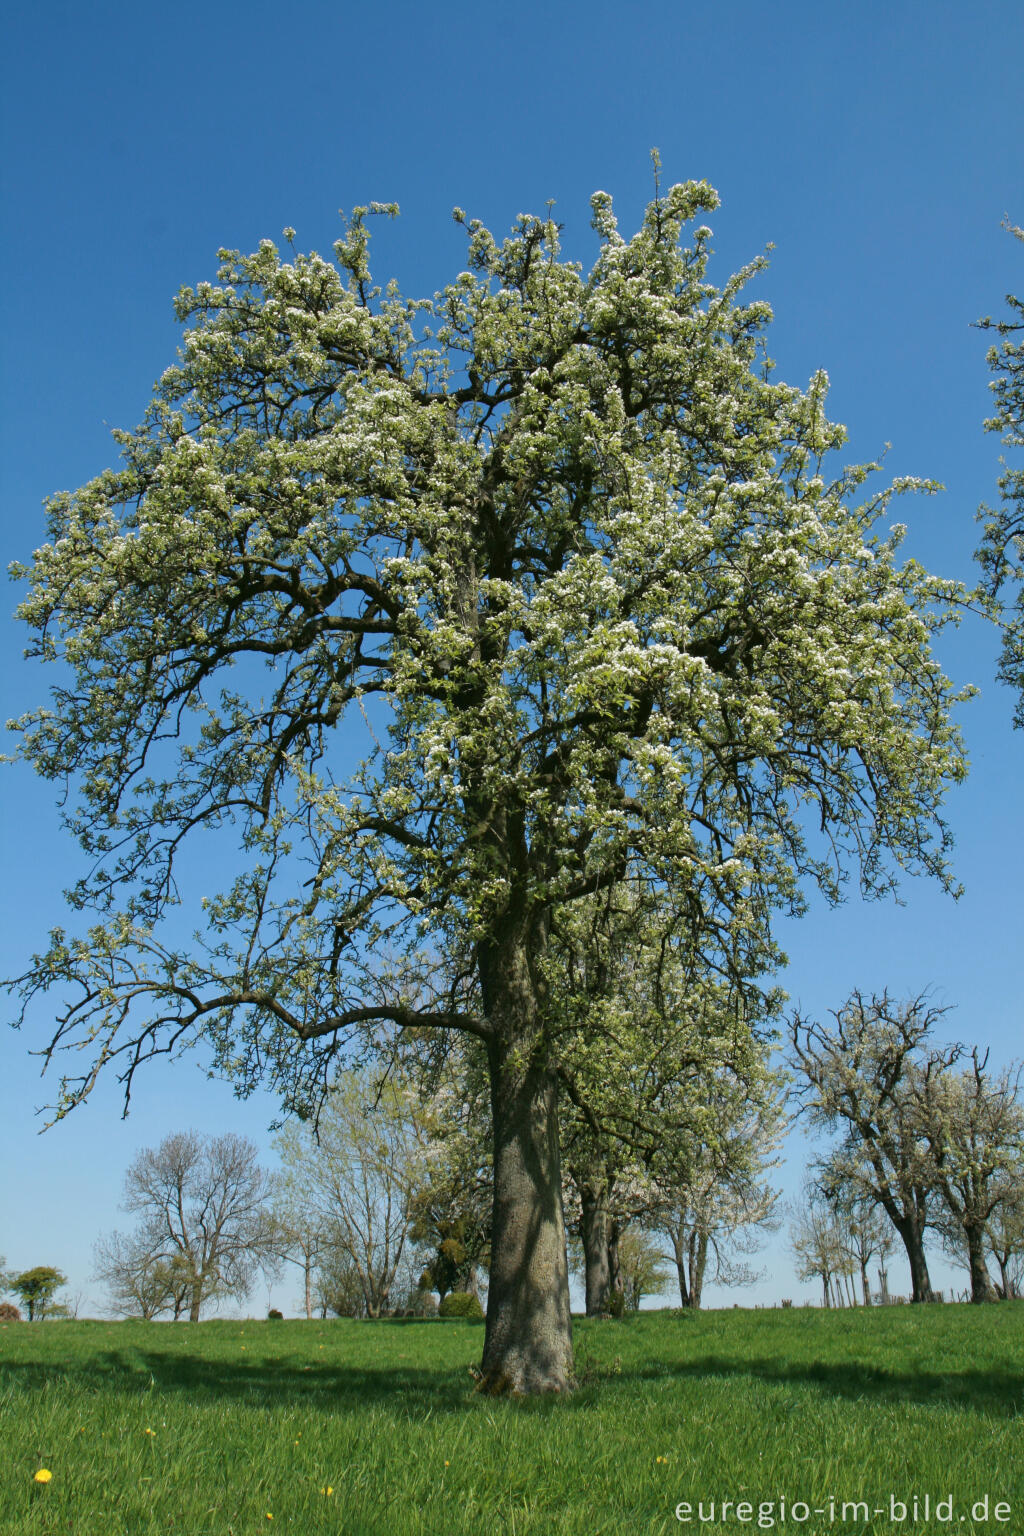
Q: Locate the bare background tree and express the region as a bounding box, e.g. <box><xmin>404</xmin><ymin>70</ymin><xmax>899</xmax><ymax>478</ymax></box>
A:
<box><xmin>115</xmin><ymin>1131</ymin><xmax>274</xmax><ymax>1321</ymax></box>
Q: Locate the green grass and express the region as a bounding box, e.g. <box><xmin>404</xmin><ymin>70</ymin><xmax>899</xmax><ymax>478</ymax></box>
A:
<box><xmin>1</xmin><ymin>1305</ymin><xmax>1022</xmax><ymax>1534</ymax></box>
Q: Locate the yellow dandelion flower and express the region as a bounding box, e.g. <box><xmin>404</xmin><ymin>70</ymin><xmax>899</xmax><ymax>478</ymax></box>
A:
<box><xmin>656</xmin><ymin>1455</ymin><xmax>668</xmax><ymax>1464</ymax></box>
<box><xmin>320</xmin><ymin>1486</ymin><xmax>334</xmax><ymax>1497</ymax></box>
<box><xmin>34</xmin><ymin>1469</ymin><xmax>53</xmax><ymax>1484</ymax></box>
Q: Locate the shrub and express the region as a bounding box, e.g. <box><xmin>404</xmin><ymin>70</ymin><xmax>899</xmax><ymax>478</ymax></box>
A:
<box><xmin>438</xmin><ymin>1290</ymin><xmax>484</xmax><ymax>1321</ymax></box>
<box><xmin>0</xmin><ymin>1302</ymin><xmax>22</xmax><ymax>1322</ymax></box>
<box><xmin>267</xmin><ymin>1308</ymin><xmax>284</xmax><ymax>1321</ymax></box>
<box><xmin>607</xmin><ymin>1289</ymin><xmax>626</xmax><ymax>1320</ymax></box>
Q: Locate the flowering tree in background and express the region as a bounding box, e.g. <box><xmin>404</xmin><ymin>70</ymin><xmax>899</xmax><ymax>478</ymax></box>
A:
<box><xmin>8</xmin><ymin>169</ymin><xmax>970</xmax><ymax>1391</ymax></box>
<box><xmin>790</xmin><ymin>993</ymin><xmax>945</xmax><ymax>1303</ymax></box>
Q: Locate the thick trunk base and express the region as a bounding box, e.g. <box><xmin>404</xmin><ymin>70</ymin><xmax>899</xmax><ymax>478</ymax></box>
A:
<box><xmin>478</xmin><ymin>1046</ymin><xmax>574</xmax><ymax>1395</ymax></box>
<box><xmin>580</xmin><ymin>1177</ymin><xmax>612</xmax><ymax>1318</ymax></box>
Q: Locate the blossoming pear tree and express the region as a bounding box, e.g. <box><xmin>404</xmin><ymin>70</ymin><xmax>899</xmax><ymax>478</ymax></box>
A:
<box><xmin>976</xmin><ymin>219</ymin><xmax>1024</xmax><ymax>722</ymax></box>
<box><xmin>8</xmin><ymin>174</ymin><xmax>970</xmax><ymax>1393</ymax></box>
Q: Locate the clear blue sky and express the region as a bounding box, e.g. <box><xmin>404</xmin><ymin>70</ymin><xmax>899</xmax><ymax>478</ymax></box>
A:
<box><xmin>2</xmin><ymin>0</ymin><xmax>1022</xmax><ymax>1315</ymax></box>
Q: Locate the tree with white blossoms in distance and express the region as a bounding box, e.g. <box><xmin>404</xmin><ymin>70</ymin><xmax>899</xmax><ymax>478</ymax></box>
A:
<box><xmin>648</xmin><ymin>1080</ymin><xmax>784</xmax><ymax>1309</ymax></box>
<box><xmin>976</xmin><ymin>220</ymin><xmax>1024</xmax><ymax>723</ymax></box>
<box><xmin>789</xmin><ymin>1185</ymin><xmax>849</xmax><ymax>1308</ymax></box>
<box><xmin>983</xmin><ymin>1177</ymin><xmax>1024</xmax><ymax>1299</ymax></box>
<box><xmin>790</xmin><ymin>993</ymin><xmax>945</xmax><ymax>1303</ymax></box>
<box><xmin>7</xmin><ymin>169</ymin><xmax>971</xmax><ymax>1392</ymax></box>
<box><xmin>915</xmin><ymin>1047</ymin><xmax>1024</xmax><ymax>1303</ymax></box>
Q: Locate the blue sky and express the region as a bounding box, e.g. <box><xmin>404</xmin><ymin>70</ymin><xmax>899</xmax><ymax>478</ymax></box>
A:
<box><xmin>1</xmin><ymin>0</ymin><xmax>1022</xmax><ymax>1315</ymax></box>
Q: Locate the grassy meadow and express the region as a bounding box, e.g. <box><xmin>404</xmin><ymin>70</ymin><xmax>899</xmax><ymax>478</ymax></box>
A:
<box><xmin>1</xmin><ymin>1305</ymin><xmax>1022</xmax><ymax>1535</ymax></box>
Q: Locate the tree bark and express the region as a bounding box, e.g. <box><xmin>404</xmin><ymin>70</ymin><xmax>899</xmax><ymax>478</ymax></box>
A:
<box><xmin>895</xmin><ymin>1218</ymin><xmax>935</xmax><ymax>1303</ymax></box>
<box><xmin>478</xmin><ymin>1031</ymin><xmax>574</xmax><ymax>1393</ymax></box>
<box><xmin>860</xmin><ymin>1261</ymin><xmax>871</xmax><ymax>1306</ymax></box>
<box><xmin>672</xmin><ymin>1227</ymin><xmax>691</xmax><ymax>1308</ymax></box>
<box><xmin>964</xmin><ymin>1223</ymin><xmax>998</xmax><ymax>1303</ymax></box>
<box><xmin>579</xmin><ymin>1175</ymin><xmax>611</xmax><ymax>1316</ymax></box>
<box><xmin>608</xmin><ymin>1218</ymin><xmax>623</xmax><ymax>1303</ymax></box>
<box><xmin>691</xmin><ymin>1231</ymin><xmax>708</xmax><ymax>1309</ymax></box>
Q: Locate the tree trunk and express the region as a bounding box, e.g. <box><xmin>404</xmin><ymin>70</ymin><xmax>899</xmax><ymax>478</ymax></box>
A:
<box><xmin>189</xmin><ymin>1282</ymin><xmax>203</xmax><ymax>1323</ymax></box>
<box><xmin>304</xmin><ymin>1256</ymin><xmax>313</xmax><ymax>1321</ymax></box>
<box><xmin>608</xmin><ymin>1219</ymin><xmax>623</xmax><ymax>1303</ymax></box>
<box><xmin>993</xmin><ymin>1253</ymin><xmax>1012</xmax><ymax>1300</ymax></box>
<box><xmin>579</xmin><ymin>1175</ymin><xmax>611</xmax><ymax>1316</ymax></box>
<box><xmin>964</xmin><ymin>1224</ymin><xmax>998</xmax><ymax>1303</ymax></box>
<box><xmin>895</xmin><ymin>1219</ymin><xmax>934</xmax><ymax>1303</ymax></box>
<box><xmin>860</xmin><ymin>1260</ymin><xmax>871</xmax><ymax>1306</ymax></box>
<box><xmin>672</xmin><ymin>1226</ymin><xmax>691</xmax><ymax>1308</ymax></box>
<box><xmin>690</xmin><ymin>1231</ymin><xmax>707</xmax><ymax>1309</ymax></box>
<box><xmin>478</xmin><ymin>1032</ymin><xmax>573</xmax><ymax>1394</ymax></box>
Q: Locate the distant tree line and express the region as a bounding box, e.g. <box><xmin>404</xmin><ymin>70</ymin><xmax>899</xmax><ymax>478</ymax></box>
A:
<box><xmin>789</xmin><ymin>992</ymin><xmax>1024</xmax><ymax>1305</ymax></box>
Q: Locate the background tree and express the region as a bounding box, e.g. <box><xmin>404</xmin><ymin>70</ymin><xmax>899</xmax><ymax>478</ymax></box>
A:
<box><xmin>983</xmin><ymin>1176</ymin><xmax>1024</xmax><ymax>1299</ymax></box>
<box><xmin>266</xmin><ymin>1162</ymin><xmax>329</xmax><ymax>1322</ymax></box>
<box><xmin>915</xmin><ymin>1048</ymin><xmax>1024</xmax><ymax>1303</ymax></box>
<box><xmin>9</xmin><ymin>1266</ymin><xmax>67</xmax><ymax>1321</ymax></box>
<box><xmin>314</xmin><ymin>1239</ymin><xmax>368</xmax><ymax>1318</ymax></box>
<box><xmin>790</xmin><ymin>992</ymin><xmax>945</xmax><ymax>1302</ymax></box>
<box><xmin>650</xmin><ymin>1087</ymin><xmax>783</xmax><ymax>1310</ymax></box>
<box><xmin>122</xmin><ymin>1131</ymin><xmax>273</xmax><ymax>1321</ymax></box>
<box><xmin>976</xmin><ymin>220</ymin><xmax>1024</xmax><ymax>723</ymax></box>
<box><xmin>552</xmin><ymin>880</ymin><xmax>781</xmax><ymax>1316</ymax></box>
<box><xmin>614</xmin><ymin>1228</ymin><xmax>671</xmax><ymax>1311</ymax></box>
<box><xmin>789</xmin><ymin>1187</ymin><xmax>848</xmax><ymax>1307</ymax></box>
<box><xmin>92</xmin><ymin>1230</ymin><xmax>193</xmax><ymax>1320</ymax></box>
<box><xmin>276</xmin><ymin>1069</ymin><xmax>424</xmax><ymax>1318</ymax></box>
<box><xmin>8</xmin><ymin>177</ymin><xmax>970</xmax><ymax>1392</ymax></box>
<box><xmin>820</xmin><ymin>1174</ymin><xmax>895</xmax><ymax>1305</ymax></box>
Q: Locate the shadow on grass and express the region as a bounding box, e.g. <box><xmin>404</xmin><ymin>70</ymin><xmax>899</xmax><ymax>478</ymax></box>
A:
<box><xmin>2</xmin><ymin>1339</ymin><xmax>1020</xmax><ymax>1418</ymax></box>
<box><xmin>627</xmin><ymin>1353</ymin><xmax>1024</xmax><ymax>1417</ymax></box>
<box><xmin>0</xmin><ymin>1345</ymin><xmax>580</xmax><ymax>1417</ymax></box>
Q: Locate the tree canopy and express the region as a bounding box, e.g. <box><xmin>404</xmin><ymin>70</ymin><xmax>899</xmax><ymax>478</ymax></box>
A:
<box><xmin>8</xmin><ymin>174</ymin><xmax>970</xmax><ymax>1390</ymax></box>
<box><xmin>976</xmin><ymin>220</ymin><xmax>1024</xmax><ymax>723</ymax></box>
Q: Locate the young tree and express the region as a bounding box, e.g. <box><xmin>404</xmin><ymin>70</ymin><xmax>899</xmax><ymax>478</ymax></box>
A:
<box><xmin>275</xmin><ymin>1069</ymin><xmax>424</xmax><ymax>1318</ymax></box>
<box><xmin>821</xmin><ymin>1174</ymin><xmax>895</xmax><ymax>1306</ymax></box>
<box><xmin>615</xmin><ymin>1227</ymin><xmax>671</xmax><ymax>1311</ymax></box>
<box><xmin>789</xmin><ymin>1188</ymin><xmax>847</xmax><ymax>1308</ymax></box>
<box><xmin>266</xmin><ymin>1162</ymin><xmax>330</xmax><ymax>1322</ymax></box>
<box><xmin>122</xmin><ymin>1131</ymin><xmax>273</xmax><ymax>1321</ymax></box>
<box><xmin>650</xmin><ymin>1090</ymin><xmax>783</xmax><ymax>1310</ymax></box>
<box><xmin>976</xmin><ymin>220</ymin><xmax>1024</xmax><ymax>723</ymax></box>
<box><xmin>790</xmin><ymin>993</ymin><xmax>945</xmax><ymax>1302</ymax></box>
<box><xmin>8</xmin><ymin>178</ymin><xmax>970</xmax><ymax>1392</ymax></box>
<box><xmin>10</xmin><ymin>1266</ymin><xmax>67</xmax><ymax>1322</ymax></box>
